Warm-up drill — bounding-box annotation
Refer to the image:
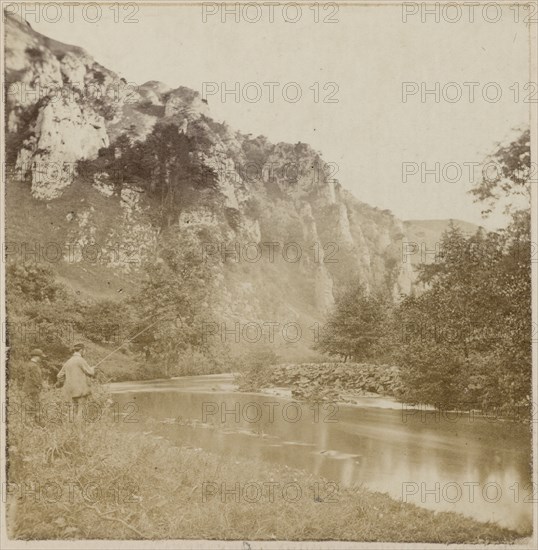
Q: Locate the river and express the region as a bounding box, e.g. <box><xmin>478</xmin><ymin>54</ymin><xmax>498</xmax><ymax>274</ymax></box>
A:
<box><xmin>110</xmin><ymin>374</ymin><xmax>533</xmax><ymax>532</ymax></box>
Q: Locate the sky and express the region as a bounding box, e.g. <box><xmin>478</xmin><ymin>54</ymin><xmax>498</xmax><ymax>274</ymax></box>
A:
<box><xmin>26</xmin><ymin>2</ymin><xmax>532</xmax><ymax>230</ymax></box>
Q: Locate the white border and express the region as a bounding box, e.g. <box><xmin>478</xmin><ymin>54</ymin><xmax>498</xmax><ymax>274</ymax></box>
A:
<box><xmin>0</xmin><ymin>1</ymin><xmax>536</xmax><ymax>549</ymax></box>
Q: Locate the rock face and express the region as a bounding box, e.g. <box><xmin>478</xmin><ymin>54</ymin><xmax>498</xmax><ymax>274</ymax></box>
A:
<box><xmin>16</xmin><ymin>96</ymin><xmax>109</xmax><ymax>199</ymax></box>
<box><xmin>4</xmin><ymin>12</ymin><xmax>420</xmax><ymax>325</ymax></box>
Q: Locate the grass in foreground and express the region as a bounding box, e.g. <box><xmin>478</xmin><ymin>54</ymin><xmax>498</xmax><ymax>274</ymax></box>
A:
<box><xmin>6</xmin><ymin>388</ymin><xmax>529</xmax><ymax>542</ymax></box>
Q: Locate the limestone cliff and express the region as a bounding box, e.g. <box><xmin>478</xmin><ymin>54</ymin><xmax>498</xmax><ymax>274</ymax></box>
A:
<box><xmin>4</xmin><ymin>12</ymin><xmax>417</xmax><ymax>327</ymax></box>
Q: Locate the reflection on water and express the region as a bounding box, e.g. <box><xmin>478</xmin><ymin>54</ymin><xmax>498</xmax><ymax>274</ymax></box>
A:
<box><xmin>111</xmin><ymin>375</ymin><xmax>532</xmax><ymax>531</ymax></box>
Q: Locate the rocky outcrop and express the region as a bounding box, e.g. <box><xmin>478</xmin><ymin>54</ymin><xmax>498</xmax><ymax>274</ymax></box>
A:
<box><xmin>164</xmin><ymin>87</ymin><xmax>210</xmax><ymax>120</ymax></box>
<box><xmin>15</xmin><ymin>95</ymin><xmax>109</xmax><ymax>199</ymax></box>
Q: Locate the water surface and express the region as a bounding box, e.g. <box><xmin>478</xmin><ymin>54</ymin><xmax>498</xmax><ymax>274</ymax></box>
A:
<box><xmin>111</xmin><ymin>374</ymin><xmax>532</xmax><ymax>531</ymax></box>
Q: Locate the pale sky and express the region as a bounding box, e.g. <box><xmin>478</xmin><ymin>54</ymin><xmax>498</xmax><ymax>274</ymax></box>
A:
<box><xmin>28</xmin><ymin>2</ymin><xmax>531</xmax><ymax>230</ymax></box>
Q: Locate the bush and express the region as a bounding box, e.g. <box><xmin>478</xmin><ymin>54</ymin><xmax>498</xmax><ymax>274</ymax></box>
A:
<box><xmin>234</xmin><ymin>347</ymin><xmax>279</xmax><ymax>392</ymax></box>
<box><xmin>82</xmin><ymin>299</ymin><xmax>132</xmax><ymax>344</ymax></box>
<box><xmin>6</xmin><ymin>263</ymin><xmax>83</xmax><ymax>365</ymax></box>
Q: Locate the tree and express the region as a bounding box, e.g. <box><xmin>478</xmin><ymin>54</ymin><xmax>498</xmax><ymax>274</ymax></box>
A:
<box><xmin>142</xmin><ymin>120</ymin><xmax>219</xmax><ymax>224</ymax></box>
<box><xmin>391</xmin><ymin>293</ymin><xmax>468</xmax><ymax>406</ymax></box>
<box><xmin>470</xmin><ymin>128</ymin><xmax>531</xmax><ymax>217</ymax></box>
<box><xmin>78</xmin><ymin>119</ymin><xmax>219</xmax><ymax>227</ymax></box>
<box><xmin>392</xmin><ymin>128</ymin><xmax>532</xmax><ymax>411</ymax></box>
<box><xmin>129</xmin><ymin>231</ymin><xmax>217</xmax><ymax>377</ymax></box>
<box><xmin>314</xmin><ymin>283</ymin><xmax>387</xmax><ymax>362</ymax></box>
<box><xmin>82</xmin><ymin>299</ymin><xmax>132</xmax><ymax>344</ymax></box>
<box><xmin>393</xmin><ymin>219</ymin><xmax>531</xmax><ymax>410</ymax></box>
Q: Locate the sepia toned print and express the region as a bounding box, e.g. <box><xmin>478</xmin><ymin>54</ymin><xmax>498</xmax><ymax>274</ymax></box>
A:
<box><xmin>0</xmin><ymin>1</ymin><xmax>536</xmax><ymax>548</ymax></box>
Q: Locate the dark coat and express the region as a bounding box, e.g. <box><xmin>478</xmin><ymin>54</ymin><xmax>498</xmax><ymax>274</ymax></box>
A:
<box><xmin>22</xmin><ymin>360</ymin><xmax>43</xmax><ymax>398</ymax></box>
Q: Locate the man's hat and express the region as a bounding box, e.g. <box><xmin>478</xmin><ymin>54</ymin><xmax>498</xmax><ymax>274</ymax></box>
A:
<box><xmin>30</xmin><ymin>348</ymin><xmax>46</xmax><ymax>358</ymax></box>
<box><xmin>73</xmin><ymin>343</ymin><xmax>85</xmax><ymax>351</ymax></box>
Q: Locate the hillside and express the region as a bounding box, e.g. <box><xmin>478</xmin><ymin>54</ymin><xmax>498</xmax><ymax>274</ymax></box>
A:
<box><xmin>3</xmin><ymin>13</ymin><xmax>481</xmax><ymax>358</ymax></box>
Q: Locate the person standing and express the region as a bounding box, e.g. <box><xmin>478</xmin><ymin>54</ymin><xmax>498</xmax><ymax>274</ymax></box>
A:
<box><xmin>22</xmin><ymin>349</ymin><xmax>46</xmax><ymax>425</ymax></box>
<box><xmin>57</xmin><ymin>343</ymin><xmax>95</xmax><ymax>416</ymax></box>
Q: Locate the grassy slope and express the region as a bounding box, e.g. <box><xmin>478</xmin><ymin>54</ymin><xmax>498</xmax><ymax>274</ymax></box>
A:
<box><xmin>6</xmin><ymin>178</ymin><xmax>143</xmax><ymax>301</ymax></box>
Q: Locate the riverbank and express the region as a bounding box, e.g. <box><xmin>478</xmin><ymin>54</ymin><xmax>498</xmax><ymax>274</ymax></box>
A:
<box><xmin>5</xmin><ymin>388</ymin><xmax>529</xmax><ymax>542</ymax></box>
<box><xmin>236</xmin><ymin>363</ymin><xmax>534</xmax><ymax>422</ymax></box>
<box><xmin>235</xmin><ymin>362</ymin><xmax>402</xmax><ymax>402</ymax></box>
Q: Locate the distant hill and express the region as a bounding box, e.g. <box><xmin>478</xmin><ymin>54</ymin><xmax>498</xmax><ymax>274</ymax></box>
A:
<box><xmin>405</xmin><ymin>219</ymin><xmax>481</xmax><ymax>237</ymax></box>
<box><xmin>402</xmin><ymin>219</ymin><xmax>482</xmax><ymax>266</ymax></box>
